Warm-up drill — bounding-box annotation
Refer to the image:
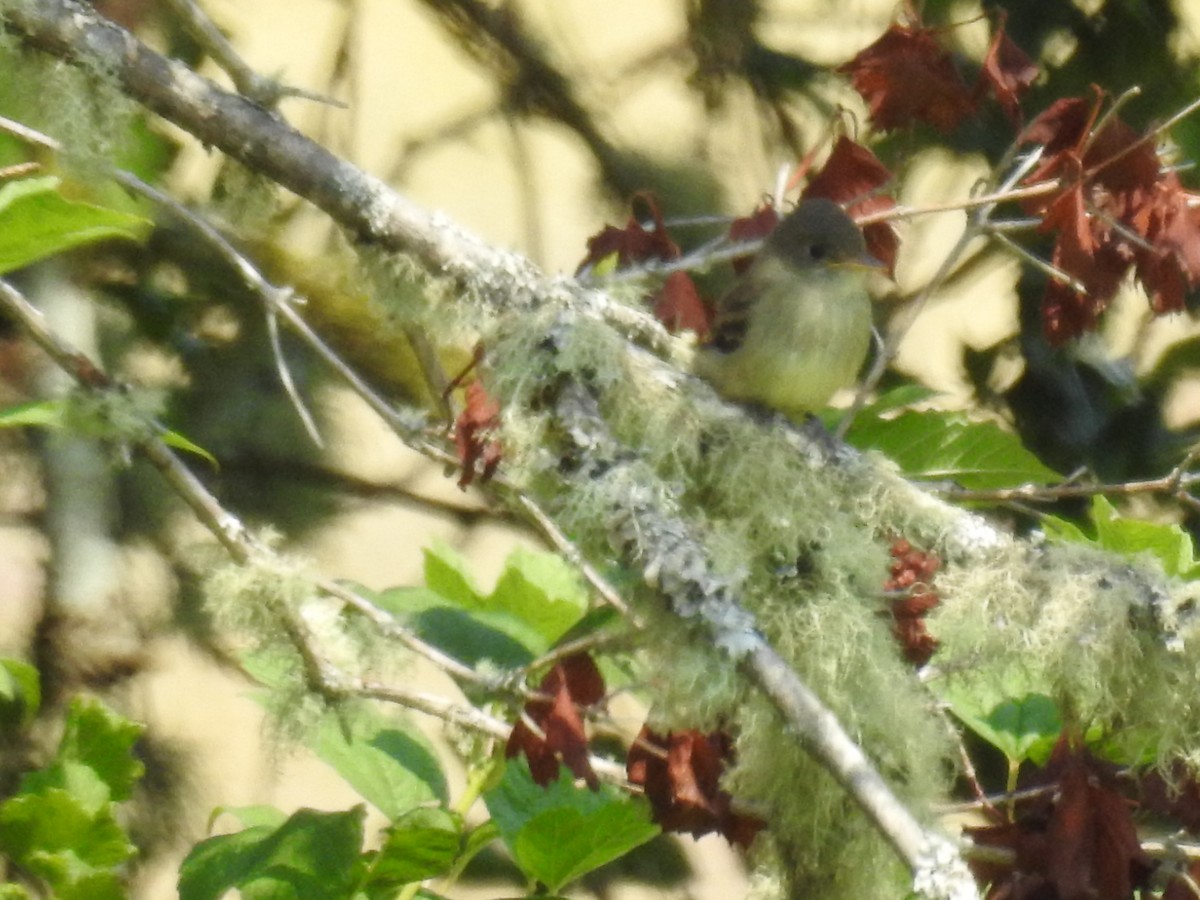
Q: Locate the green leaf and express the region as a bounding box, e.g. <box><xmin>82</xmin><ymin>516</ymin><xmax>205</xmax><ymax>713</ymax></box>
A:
<box><xmin>0</xmin><ymin>697</ymin><xmax>141</xmax><ymax>896</ymax></box>
<box><xmin>160</xmin><ymin>427</ymin><xmax>219</xmax><ymax>469</ymax></box>
<box><xmin>57</xmin><ymin>698</ymin><xmax>144</xmax><ymax>803</ymax></box>
<box><xmin>941</xmin><ymin>675</ymin><xmax>1062</xmax><ymax>766</ymax></box>
<box><xmin>423</xmin><ymin>541</ymin><xmax>484</xmax><ymax>608</ymax></box>
<box><xmin>0</xmin><ymin>789</ymin><xmax>135</xmax><ymax>891</ymax></box>
<box><xmin>178</xmin><ymin>806</ymin><xmax>365</xmax><ymax>900</ymax></box>
<box><xmin>457</xmin><ymin>820</ymin><xmax>501</xmax><ymax>874</ymax></box>
<box><xmin>209</xmin><ymin>805</ymin><xmax>289</xmax><ymax>832</ymax></box>
<box><xmin>363</xmin><ymin>807</ymin><xmax>462</xmax><ymax>888</ymax></box>
<box><xmin>1044</xmin><ymin>495</ymin><xmax>1200</xmax><ymax>579</ymax></box>
<box><xmin>484</xmin><ymin>761</ymin><xmax>658</xmax><ymax>893</ymax></box>
<box><xmin>0</xmin><ymin>400</ymin><xmax>64</xmax><ymax>429</ymax></box>
<box><xmin>845</xmin><ymin>409</ymin><xmax>1061</xmax><ymax>491</ymax></box>
<box><xmin>402</xmin><ymin>545</ymin><xmax>591</xmax><ymax>662</ymax></box>
<box><xmin>377</xmin><ymin>587</ymin><xmax>540</xmax><ymax>668</ymax></box>
<box><xmin>313</xmin><ymin>706</ymin><xmax>448</xmax><ymax>816</ymax></box>
<box><xmin>0</xmin><ymin>657</ymin><xmax>41</xmax><ymax>726</ymax></box>
<box><xmin>488</xmin><ymin>547</ymin><xmax>588</xmax><ymax>647</ymax></box>
<box><xmin>0</xmin><ymin>176</ymin><xmax>150</xmax><ymax>274</ymax></box>
<box><xmin>821</xmin><ymin>384</ymin><xmax>936</xmax><ymax>429</ymax></box>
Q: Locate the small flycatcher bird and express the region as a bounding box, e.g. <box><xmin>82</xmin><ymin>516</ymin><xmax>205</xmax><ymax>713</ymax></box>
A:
<box><xmin>694</xmin><ymin>198</ymin><xmax>877</xmax><ymax>419</ymax></box>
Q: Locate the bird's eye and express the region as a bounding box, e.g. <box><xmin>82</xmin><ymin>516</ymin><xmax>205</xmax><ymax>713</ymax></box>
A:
<box><xmin>808</xmin><ymin>243</ymin><xmax>828</xmax><ymax>261</ymax></box>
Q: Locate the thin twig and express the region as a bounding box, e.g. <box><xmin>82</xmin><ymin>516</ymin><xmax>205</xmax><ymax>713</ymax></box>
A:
<box><xmin>158</xmin><ymin>0</ymin><xmax>346</xmax><ymax>108</ymax></box>
<box><xmin>987</xmin><ymin>229</ymin><xmax>1087</xmax><ymax>293</ymax></box>
<box><xmin>936</xmin><ymin>447</ymin><xmax>1200</xmax><ymax>506</ymax></box>
<box><xmin>264</xmin><ymin>305</ymin><xmax>324</xmax><ymax>447</ymax></box>
<box><xmin>0</xmin><ymin>276</ymin><xmax>503</xmax><ymax>690</ymax></box>
<box><xmin>835</xmin><ymin>147</ymin><xmax>1046</xmax><ymax>440</ymax></box>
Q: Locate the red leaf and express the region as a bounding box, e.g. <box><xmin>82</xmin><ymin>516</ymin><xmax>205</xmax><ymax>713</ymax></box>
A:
<box><xmin>1022</xmin><ymin>96</ymin><xmax>1094</xmax><ymax>154</ymax></box>
<box><xmin>454</xmin><ymin>380</ymin><xmax>502</xmax><ymax>489</ymax></box>
<box><xmin>803</xmin><ymin>137</ymin><xmax>893</xmax><ymax>208</ymax></box>
<box><xmin>967</xmin><ymin>739</ymin><xmax>1154</xmax><ymax>899</ymax></box>
<box><xmin>506</xmin><ymin>654</ymin><xmax>605</xmax><ymax>790</ymax></box>
<box><xmin>1041</xmin><ymin>239</ymin><xmax>1129</xmax><ymax>344</ymax></box>
<box><xmin>727</xmin><ymin>204</ymin><xmax>779</xmax><ymax>274</ymax></box>
<box><xmin>653</xmin><ymin>271</ymin><xmax>711</xmax><ymax>337</ymax></box>
<box><xmin>1045</xmin><ymin>745</ymin><xmax>1150</xmax><ymax>900</ymax></box>
<box><xmin>627</xmin><ymin>727</ymin><xmax>764</xmax><ymax>848</ymax></box>
<box><xmin>1085</xmin><ymin>118</ymin><xmax>1161</xmax><ymax>198</ymax></box>
<box><xmin>1138</xmin><ymin>765</ymin><xmax>1200</xmax><ymax>834</ymax></box>
<box><xmin>1020</xmin><ymin>98</ymin><xmax>1180</xmax><ymax>342</ymax></box>
<box><xmin>577</xmin><ymin>193</ymin><xmax>680</xmax><ymax>274</ymax></box>
<box><xmin>1131</xmin><ymin>177</ymin><xmax>1200</xmax><ymax>314</ymax></box>
<box><xmin>978</xmin><ymin>14</ymin><xmax>1038</xmax><ymax>124</ymax></box>
<box><xmin>838</xmin><ymin>23</ymin><xmax>977</xmax><ymax>133</ymax></box>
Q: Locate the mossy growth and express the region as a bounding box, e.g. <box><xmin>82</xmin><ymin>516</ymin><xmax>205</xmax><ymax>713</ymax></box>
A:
<box><xmin>485</xmin><ymin>304</ymin><xmax>955</xmax><ymax>896</ymax></box>
<box><xmin>930</xmin><ymin>538</ymin><xmax>1200</xmax><ymax>771</ymax></box>
<box><xmin>201</xmin><ymin>544</ymin><xmax>331</xmax><ymax>744</ymax></box>
<box><xmin>0</xmin><ymin>18</ymin><xmax>138</xmax><ymax>179</ymax></box>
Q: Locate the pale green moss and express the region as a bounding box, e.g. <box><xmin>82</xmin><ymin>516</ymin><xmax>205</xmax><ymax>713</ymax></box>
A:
<box><xmin>0</xmin><ymin>24</ymin><xmax>137</xmax><ymax>177</ymax></box>
<box><xmin>930</xmin><ymin>539</ymin><xmax>1200</xmax><ymax>771</ymax></box>
<box><xmin>484</xmin><ymin>303</ymin><xmax>955</xmax><ymax>897</ymax></box>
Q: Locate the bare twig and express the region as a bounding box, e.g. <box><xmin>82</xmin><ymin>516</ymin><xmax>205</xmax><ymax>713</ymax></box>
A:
<box><xmin>158</xmin><ymin>0</ymin><xmax>345</xmax><ymax>108</ymax></box>
<box><xmin>936</xmin><ymin>443</ymin><xmax>1200</xmax><ymax>508</ymax></box>
<box><xmin>835</xmin><ymin>147</ymin><xmax>1046</xmax><ymax>440</ymax></box>
<box><xmin>0</xmin><ymin>276</ymin><xmax>503</xmax><ymax>690</ymax></box>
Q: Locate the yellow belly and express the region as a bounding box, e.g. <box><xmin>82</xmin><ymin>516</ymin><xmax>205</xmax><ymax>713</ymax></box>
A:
<box><xmin>695</xmin><ymin>263</ymin><xmax>872</xmax><ymax>418</ymax></box>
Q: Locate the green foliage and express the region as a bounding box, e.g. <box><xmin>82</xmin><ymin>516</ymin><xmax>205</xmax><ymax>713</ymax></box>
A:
<box><xmin>311</xmin><ymin>704</ymin><xmax>448</xmax><ymax>818</ymax></box>
<box><xmin>845</xmin><ymin>406</ymin><xmax>1062</xmax><ymax>491</ymax></box>
<box><xmin>175</xmin><ymin>752</ymin><xmax>658</xmax><ymax>899</ymax></box>
<box><xmin>373</xmin><ymin>541</ymin><xmax>589</xmax><ymax>668</ymax></box>
<box><xmin>940</xmin><ymin>673</ymin><xmax>1063</xmax><ymax>768</ymax></box>
<box><xmin>0</xmin><ymin>175</ymin><xmax>149</xmax><ymax>274</ymax></box>
<box><xmin>0</xmin><ymin>696</ymin><xmax>143</xmax><ymax>899</ymax></box>
<box><xmin>361</xmin><ymin>807</ymin><xmax>463</xmax><ymax>892</ymax></box>
<box><xmin>484</xmin><ymin>759</ymin><xmax>659</xmax><ymax>894</ymax></box>
<box><xmin>0</xmin><ymin>657</ymin><xmax>40</xmax><ymax>729</ymax></box>
<box><xmin>1043</xmin><ymin>495</ymin><xmax>1200</xmax><ymax>579</ymax></box>
<box><xmin>178</xmin><ymin>806</ymin><xmax>366</xmax><ymax>900</ymax></box>
<box><xmin>0</xmin><ymin>400</ymin><xmax>62</xmax><ymax>429</ymax></box>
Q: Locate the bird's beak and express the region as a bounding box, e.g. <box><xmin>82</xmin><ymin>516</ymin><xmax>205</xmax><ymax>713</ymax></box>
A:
<box><xmin>836</xmin><ymin>251</ymin><xmax>886</xmax><ymax>272</ymax></box>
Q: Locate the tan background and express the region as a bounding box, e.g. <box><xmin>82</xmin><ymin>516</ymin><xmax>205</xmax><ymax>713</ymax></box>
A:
<box><xmin>6</xmin><ymin>1</ymin><xmax>1200</xmax><ymax>897</ymax></box>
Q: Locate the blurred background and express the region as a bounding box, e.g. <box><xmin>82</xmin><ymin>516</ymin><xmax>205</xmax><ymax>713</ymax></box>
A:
<box><xmin>5</xmin><ymin>0</ymin><xmax>1200</xmax><ymax>896</ymax></box>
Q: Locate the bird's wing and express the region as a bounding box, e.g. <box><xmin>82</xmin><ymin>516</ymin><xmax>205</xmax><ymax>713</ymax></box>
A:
<box><xmin>706</xmin><ymin>276</ymin><xmax>757</xmax><ymax>354</ymax></box>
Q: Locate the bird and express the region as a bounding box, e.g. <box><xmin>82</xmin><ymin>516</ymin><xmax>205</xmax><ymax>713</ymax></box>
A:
<box><xmin>693</xmin><ymin>198</ymin><xmax>878</xmax><ymax>419</ymax></box>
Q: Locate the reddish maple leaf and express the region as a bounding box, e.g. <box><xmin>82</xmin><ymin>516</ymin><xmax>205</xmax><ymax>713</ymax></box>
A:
<box><xmin>1129</xmin><ymin>176</ymin><xmax>1200</xmax><ymax>314</ymax></box>
<box><xmin>838</xmin><ymin>23</ymin><xmax>977</xmax><ymax>133</ymax></box>
<box><xmin>967</xmin><ymin>737</ymin><xmax>1154</xmax><ymax>900</ymax></box>
<box><xmin>727</xmin><ymin>204</ymin><xmax>780</xmax><ymax>274</ymax></box>
<box><xmin>977</xmin><ymin>13</ymin><xmax>1038</xmax><ymax>125</ymax></box>
<box><xmin>803</xmin><ymin>136</ymin><xmax>899</xmax><ymax>274</ymax></box>
<box><xmin>576</xmin><ymin>193</ymin><xmax>680</xmax><ymax>274</ymax></box>
<box><xmin>453</xmin><ymin>379</ymin><xmax>502</xmax><ymax>489</ymax></box>
<box><xmin>1138</xmin><ymin>764</ymin><xmax>1200</xmax><ymax>834</ymax></box>
<box><xmin>627</xmin><ymin>727</ymin><xmax>764</xmax><ymax>848</ymax></box>
<box><xmin>576</xmin><ymin>194</ymin><xmax>715</xmax><ymax>336</ymax></box>
<box><xmin>1019</xmin><ymin>94</ymin><xmax>1198</xmax><ymax>342</ymax></box>
<box><xmin>1022</xmin><ymin>96</ymin><xmax>1095</xmax><ymax>153</ymax></box>
<box><xmin>506</xmin><ymin>654</ymin><xmax>605</xmax><ymax>790</ymax></box>
<box><xmin>653</xmin><ymin>271</ymin><xmax>711</xmax><ymax>337</ymax></box>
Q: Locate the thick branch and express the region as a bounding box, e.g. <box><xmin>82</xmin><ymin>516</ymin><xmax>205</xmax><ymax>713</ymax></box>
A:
<box><xmin>9</xmin><ymin>6</ymin><xmax>1200</xmax><ymax>896</ymax></box>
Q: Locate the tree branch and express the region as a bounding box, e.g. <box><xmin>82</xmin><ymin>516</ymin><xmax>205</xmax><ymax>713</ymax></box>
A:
<box><xmin>10</xmin><ymin>6</ymin><xmax>1200</xmax><ymax>896</ymax></box>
